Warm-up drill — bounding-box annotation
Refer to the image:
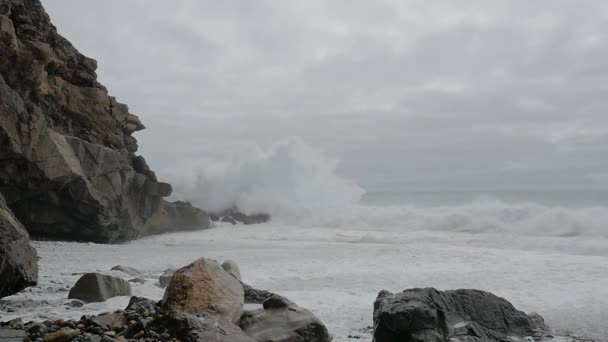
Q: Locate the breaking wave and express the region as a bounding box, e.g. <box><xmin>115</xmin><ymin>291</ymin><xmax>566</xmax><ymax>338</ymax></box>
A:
<box><xmin>168</xmin><ymin>138</ymin><xmax>608</xmax><ymax>240</ymax></box>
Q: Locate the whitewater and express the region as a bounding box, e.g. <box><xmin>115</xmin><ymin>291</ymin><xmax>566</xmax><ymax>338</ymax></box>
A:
<box><xmin>1</xmin><ymin>139</ymin><xmax>607</xmax><ymax>341</ymax></box>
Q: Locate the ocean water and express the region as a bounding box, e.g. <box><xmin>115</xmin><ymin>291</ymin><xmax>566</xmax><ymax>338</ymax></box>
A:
<box><xmin>1</xmin><ymin>140</ymin><xmax>607</xmax><ymax>341</ymax></box>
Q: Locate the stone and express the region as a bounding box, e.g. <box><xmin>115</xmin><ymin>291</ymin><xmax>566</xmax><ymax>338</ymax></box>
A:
<box><xmin>0</xmin><ymin>192</ymin><xmax>38</xmax><ymax>298</ymax></box>
<box><xmin>0</xmin><ymin>0</ymin><xmax>172</xmax><ymax>243</ymax></box>
<box><xmin>90</xmin><ymin>313</ymin><xmax>128</xmax><ymax>331</ymax></box>
<box><xmin>240</xmin><ymin>295</ymin><xmax>332</xmax><ymax>342</ymax></box>
<box><xmin>242</xmin><ymin>283</ymin><xmax>276</xmax><ymax>304</ymax></box>
<box><xmin>149</xmin><ymin>313</ymin><xmax>254</xmax><ymax>342</ymax></box>
<box><xmin>214</xmin><ymin>208</ymin><xmax>270</xmax><ymax>225</ymax></box>
<box><xmin>372</xmin><ymin>288</ymin><xmax>540</xmax><ymax>342</ymax></box>
<box><xmin>143</xmin><ymin>201</ymin><xmax>211</xmax><ymax>236</ymax></box>
<box><xmin>221</xmin><ymin>260</ymin><xmax>242</xmax><ymax>281</ymax></box>
<box><xmin>110</xmin><ymin>265</ymin><xmax>141</xmax><ymax>276</ymax></box>
<box><xmin>0</xmin><ymin>328</ymin><xmax>26</xmax><ymax>342</ymax></box>
<box><xmin>158</xmin><ymin>269</ymin><xmax>175</xmax><ymax>288</ymax></box>
<box><xmin>161</xmin><ymin>258</ymin><xmax>244</xmax><ymax>323</ymax></box>
<box><xmin>221</xmin><ymin>216</ymin><xmax>237</xmax><ymax>225</ymax></box>
<box><xmin>43</xmin><ymin>329</ymin><xmax>80</xmax><ymax>342</ymax></box>
<box><xmin>68</xmin><ymin>273</ymin><xmax>131</xmax><ymax>303</ymax></box>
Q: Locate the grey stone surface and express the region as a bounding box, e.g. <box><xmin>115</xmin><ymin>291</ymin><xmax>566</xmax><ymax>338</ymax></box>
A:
<box><xmin>0</xmin><ymin>192</ymin><xmax>38</xmax><ymax>298</ymax></box>
<box><xmin>240</xmin><ymin>295</ymin><xmax>332</xmax><ymax>342</ymax></box>
<box><xmin>68</xmin><ymin>273</ymin><xmax>131</xmax><ymax>303</ymax></box>
<box><xmin>373</xmin><ymin>288</ymin><xmax>543</xmax><ymax>342</ymax></box>
<box><xmin>158</xmin><ymin>268</ymin><xmax>175</xmax><ymax>288</ymax></box>
<box><xmin>222</xmin><ymin>260</ymin><xmax>242</xmax><ymax>281</ymax></box>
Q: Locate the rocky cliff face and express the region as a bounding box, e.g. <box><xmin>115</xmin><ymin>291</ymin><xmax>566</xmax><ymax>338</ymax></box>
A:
<box><xmin>0</xmin><ymin>0</ymin><xmax>171</xmax><ymax>242</ymax></box>
<box><xmin>0</xmin><ymin>192</ymin><xmax>37</xmax><ymax>298</ymax></box>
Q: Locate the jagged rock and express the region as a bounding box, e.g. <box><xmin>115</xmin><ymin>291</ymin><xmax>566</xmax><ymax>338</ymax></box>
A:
<box><xmin>0</xmin><ymin>0</ymin><xmax>171</xmax><ymax>243</ymax></box>
<box><xmin>143</xmin><ymin>201</ymin><xmax>211</xmax><ymax>235</ymax></box>
<box><xmin>215</xmin><ymin>208</ymin><xmax>270</xmax><ymax>225</ymax></box>
<box><xmin>162</xmin><ymin>258</ymin><xmax>244</xmax><ymax>323</ymax></box>
<box><xmin>90</xmin><ymin>313</ymin><xmax>127</xmax><ymax>331</ymax></box>
<box><xmin>158</xmin><ymin>268</ymin><xmax>176</xmax><ymax>288</ymax></box>
<box><xmin>240</xmin><ymin>295</ymin><xmax>332</xmax><ymax>342</ymax></box>
<box><xmin>372</xmin><ymin>288</ymin><xmax>544</xmax><ymax>342</ymax></box>
<box><xmin>68</xmin><ymin>273</ymin><xmax>131</xmax><ymax>303</ymax></box>
<box><xmin>242</xmin><ymin>283</ymin><xmax>276</xmax><ymax>304</ymax></box>
<box><xmin>110</xmin><ymin>265</ymin><xmax>141</xmax><ymax>276</ymax></box>
<box><xmin>0</xmin><ymin>192</ymin><xmax>38</xmax><ymax>298</ymax></box>
<box><xmin>149</xmin><ymin>313</ymin><xmax>254</xmax><ymax>342</ymax></box>
<box><xmin>221</xmin><ymin>260</ymin><xmax>242</xmax><ymax>281</ymax></box>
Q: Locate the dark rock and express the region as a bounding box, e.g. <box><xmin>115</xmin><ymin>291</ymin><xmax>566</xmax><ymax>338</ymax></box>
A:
<box><xmin>150</xmin><ymin>312</ymin><xmax>254</xmax><ymax>342</ymax></box>
<box><xmin>68</xmin><ymin>273</ymin><xmax>131</xmax><ymax>303</ymax></box>
<box><xmin>65</xmin><ymin>300</ymin><xmax>84</xmax><ymax>308</ymax></box>
<box><xmin>214</xmin><ymin>208</ymin><xmax>270</xmax><ymax>225</ymax></box>
<box><xmin>143</xmin><ymin>201</ymin><xmax>210</xmax><ymax>236</ymax></box>
<box><xmin>240</xmin><ymin>295</ymin><xmax>332</xmax><ymax>342</ymax></box>
<box><xmin>372</xmin><ymin>288</ymin><xmax>541</xmax><ymax>342</ymax></box>
<box><xmin>27</xmin><ymin>323</ymin><xmax>48</xmax><ymax>335</ymax></box>
<box><xmin>0</xmin><ymin>0</ymin><xmax>171</xmax><ymax>243</ymax></box>
<box><xmin>242</xmin><ymin>283</ymin><xmax>275</xmax><ymax>304</ymax></box>
<box><xmin>0</xmin><ymin>192</ymin><xmax>38</xmax><ymax>298</ymax></box>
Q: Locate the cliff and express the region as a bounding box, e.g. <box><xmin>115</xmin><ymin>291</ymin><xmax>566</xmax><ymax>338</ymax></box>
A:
<box><xmin>0</xmin><ymin>0</ymin><xmax>171</xmax><ymax>243</ymax></box>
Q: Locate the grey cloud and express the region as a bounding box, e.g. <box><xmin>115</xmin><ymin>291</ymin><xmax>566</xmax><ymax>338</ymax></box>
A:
<box><xmin>42</xmin><ymin>0</ymin><xmax>608</xmax><ymax>190</ymax></box>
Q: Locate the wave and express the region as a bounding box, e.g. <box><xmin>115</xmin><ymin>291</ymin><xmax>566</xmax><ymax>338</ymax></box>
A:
<box><xmin>167</xmin><ymin>138</ymin><xmax>608</xmax><ymax>240</ymax></box>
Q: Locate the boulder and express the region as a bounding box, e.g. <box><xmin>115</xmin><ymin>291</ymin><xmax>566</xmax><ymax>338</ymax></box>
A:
<box><xmin>372</xmin><ymin>288</ymin><xmax>544</xmax><ymax>342</ymax></box>
<box><xmin>0</xmin><ymin>0</ymin><xmax>171</xmax><ymax>243</ymax></box>
<box><xmin>143</xmin><ymin>201</ymin><xmax>211</xmax><ymax>236</ymax></box>
<box><xmin>240</xmin><ymin>295</ymin><xmax>332</xmax><ymax>342</ymax></box>
<box><xmin>161</xmin><ymin>258</ymin><xmax>244</xmax><ymax>323</ymax></box>
<box><xmin>242</xmin><ymin>282</ymin><xmax>276</xmax><ymax>304</ymax></box>
<box><xmin>68</xmin><ymin>273</ymin><xmax>132</xmax><ymax>303</ymax></box>
<box><xmin>215</xmin><ymin>208</ymin><xmax>270</xmax><ymax>225</ymax></box>
<box><xmin>222</xmin><ymin>260</ymin><xmax>242</xmax><ymax>281</ymax></box>
<box><xmin>150</xmin><ymin>313</ymin><xmax>254</xmax><ymax>342</ymax></box>
<box><xmin>0</xmin><ymin>192</ymin><xmax>38</xmax><ymax>298</ymax></box>
<box><xmin>0</xmin><ymin>328</ymin><xmax>26</xmax><ymax>342</ymax></box>
<box><xmin>158</xmin><ymin>268</ymin><xmax>176</xmax><ymax>288</ymax></box>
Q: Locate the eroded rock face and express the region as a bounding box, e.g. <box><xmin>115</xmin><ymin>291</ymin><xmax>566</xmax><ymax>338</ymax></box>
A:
<box><xmin>0</xmin><ymin>192</ymin><xmax>38</xmax><ymax>298</ymax></box>
<box><xmin>240</xmin><ymin>295</ymin><xmax>332</xmax><ymax>342</ymax></box>
<box><xmin>143</xmin><ymin>201</ymin><xmax>211</xmax><ymax>236</ymax></box>
<box><xmin>161</xmin><ymin>258</ymin><xmax>244</xmax><ymax>323</ymax></box>
<box><xmin>373</xmin><ymin>288</ymin><xmax>544</xmax><ymax>342</ymax></box>
<box><xmin>0</xmin><ymin>0</ymin><xmax>171</xmax><ymax>243</ymax></box>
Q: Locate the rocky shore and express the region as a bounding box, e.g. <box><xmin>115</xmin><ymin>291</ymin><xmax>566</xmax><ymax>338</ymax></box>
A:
<box><xmin>0</xmin><ymin>257</ymin><xmax>596</xmax><ymax>342</ymax></box>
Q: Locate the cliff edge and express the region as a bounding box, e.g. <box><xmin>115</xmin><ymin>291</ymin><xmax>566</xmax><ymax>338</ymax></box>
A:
<box><xmin>0</xmin><ymin>0</ymin><xmax>171</xmax><ymax>243</ymax></box>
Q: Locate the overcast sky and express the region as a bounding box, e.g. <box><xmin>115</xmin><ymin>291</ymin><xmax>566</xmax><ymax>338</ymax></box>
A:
<box><xmin>43</xmin><ymin>1</ymin><xmax>608</xmax><ymax>191</ymax></box>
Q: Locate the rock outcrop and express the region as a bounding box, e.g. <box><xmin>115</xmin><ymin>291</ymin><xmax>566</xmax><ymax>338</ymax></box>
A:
<box><xmin>0</xmin><ymin>192</ymin><xmax>37</xmax><ymax>298</ymax></box>
<box><xmin>0</xmin><ymin>0</ymin><xmax>171</xmax><ymax>243</ymax></box>
<box><xmin>68</xmin><ymin>273</ymin><xmax>132</xmax><ymax>303</ymax></box>
<box><xmin>373</xmin><ymin>288</ymin><xmax>546</xmax><ymax>342</ymax></box>
<box><xmin>240</xmin><ymin>295</ymin><xmax>332</xmax><ymax>342</ymax></box>
<box><xmin>142</xmin><ymin>200</ymin><xmax>211</xmax><ymax>236</ymax></box>
<box><xmin>161</xmin><ymin>258</ymin><xmax>244</xmax><ymax>323</ymax></box>
<box><xmin>211</xmin><ymin>208</ymin><xmax>270</xmax><ymax>225</ymax></box>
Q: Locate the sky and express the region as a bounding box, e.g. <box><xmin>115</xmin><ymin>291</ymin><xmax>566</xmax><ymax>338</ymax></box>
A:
<box><xmin>42</xmin><ymin>1</ymin><xmax>608</xmax><ymax>191</ymax></box>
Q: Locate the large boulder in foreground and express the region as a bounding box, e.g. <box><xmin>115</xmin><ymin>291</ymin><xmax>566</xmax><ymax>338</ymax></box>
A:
<box><xmin>373</xmin><ymin>288</ymin><xmax>545</xmax><ymax>342</ymax></box>
<box><xmin>68</xmin><ymin>273</ymin><xmax>131</xmax><ymax>302</ymax></box>
<box><xmin>240</xmin><ymin>295</ymin><xmax>332</xmax><ymax>342</ymax></box>
<box><xmin>0</xmin><ymin>192</ymin><xmax>37</xmax><ymax>298</ymax></box>
<box><xmin>143</xmin><ymin>200</ymin><xmax>211</xmax><ymax>236</ymax></box>
<box><xmin>161</xmin><ymin>258</ymin><xmax>244</xmax><ymax>323</ymax></box>
<box><xmin>0</xmin><ymin>0</ymin><xmax>171</xmax><ymax>243</ymax></box>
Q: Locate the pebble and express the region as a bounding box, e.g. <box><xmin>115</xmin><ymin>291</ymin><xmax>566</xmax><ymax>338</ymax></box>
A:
<box><xmin>43</xmin><ymin>328</ymin><xmax>80</xmax><ymax>342</ymax></box>
<box><xmin>100</xmin><ymin>336</ymin><xmax>114</xmax><ymax>342</ymax></box>
<box><xmin>103</xmin><ymin>331</ymin><xmax>115</xmax><ymax>337</ymax></box>
<box><xmin>132</xmin><ymin>331</ymin><xmax>144</xmax><ymax>339</ymax></box>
